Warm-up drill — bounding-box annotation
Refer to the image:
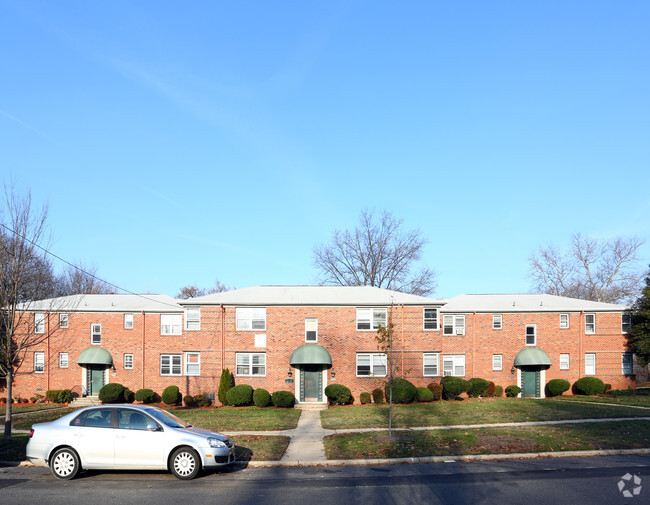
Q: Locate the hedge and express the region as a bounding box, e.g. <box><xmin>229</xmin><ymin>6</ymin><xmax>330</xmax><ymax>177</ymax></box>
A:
<box><xmin>505</xmin><ymin>385</ymin><xmax>521</xmax><ymax>397</ymax></box>
<box><xmin>484</xmin><ymin>381</ymin><xmax>496</xmax><ymax>397</ymax></box>
<box><xmin>360</xmin><ymin>392</ymin><xmax>371</xmax><ymax>404</ymax></box>
<box><xmin>135</xmin><ymin>388</ymin><xmax>156</xmax><ymax>404</ymax></box>
<box><xmin>372</xmin><ymin>388</ymin><xmax>385</xmax><ymax>404</ymax></box>
<box><xmin>272</xmin><ymin>390</ymin><xmax>295</xmax><ymax>408</ymax></box>
<box><xmin>546</xmin><ymin>379</ymin><xmax>571</xmax><ymax>397</ymax></box>
<box><xmin>416</xmin><ymin>387</ymin><xmax>434</xmax><ymax>402</ymax></box>
<box><xmin>325</xmin><ymin>384</ymin><xmax>353</xmax><ymax>406</ymax></box>
<box><xmin>441</xmin><ymin>376</ymin><xmax>469</xmax><ymax>400</ymax></box>
<box><xmin>253</xmin><ymin>388</ymin><xmax>271</xmax><ymax>408</ymax></box>
<box><xmin>218</xmin><ymin>368</ymin><xmax>234</xmax><ymax>406</ymax></box>
<box><xmin>467</xmin><ymin>378</ymin><xmax>490</xmax><ymax>398</ymax></box>
<box><xmin>426</xmin><ymin>383</ymin><xmax>443</xmax><ymax>401</ymax></box>
<box><xmin>162</xmin><ymin>385</ymin><xmax>182</xmax><ymax>405</ymax></box>
<box><xmin>124</xmin><ymin>388</ymin><xmax>135</xmax><ymax>403</ymax></box>
<box><xmin>573</xmin><ymin>377</ymin><xmax>606</xmax><ymax>396</ymax></box>
<box><xmin>226</xmin><ymin>384</ymin><xmax>254</xmax><ymax>406</ymax></box>
<box><xmin>184</xmin><ymin>395</ymin><xmax>196</xmax><ymax>408</ymax></box>
<box><xmin>494</xmin><ymin>385</ymin><xmax>504</xmax><ymax>397</ymax></box>
<box><xmin>99</xmin><ymin>383</ymin><xmax>125</xmax><ymax>403</ymax></box>
<box><xmin>385</xmin><ymin>378</ymin><xmax>416</xmax><ymax>404</ymax></box>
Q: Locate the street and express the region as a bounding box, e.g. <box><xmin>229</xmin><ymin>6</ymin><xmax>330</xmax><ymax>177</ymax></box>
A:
<box><xmin>1</xmin><ymin>455</ymin><xmax>648</xmax><ymax>505</ymax></box>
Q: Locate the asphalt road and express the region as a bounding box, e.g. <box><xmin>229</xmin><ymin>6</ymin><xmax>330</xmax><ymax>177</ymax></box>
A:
<box><xmin>1</xmin><ymin>455</ymin><xmax>648</xmax><ymax>505</ymax></box>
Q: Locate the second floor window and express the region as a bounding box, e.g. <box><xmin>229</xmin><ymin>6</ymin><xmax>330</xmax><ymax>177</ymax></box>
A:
<box><xmin>236</xmin><ymin>308</ymin><xmax>266</xmax><ymax>331</ymax></box>
<box><xmin>34</xmin><ymin>313</ymin><xmax>45</xmax><ymax>334</ymax></box>
<box><xmin>124</xmin><ymin>313</ymin><xmax>134</xmax><ymax>329</ymax></box>
<box><xmin>525</xmin><ymin>324</ymin><xmax>536</xmax><ymax>346</ymax></box>
<box><xmin>59</xmin><ymin>352</ymin><xmax>68</xmax><ymax>368</ymax></box>
<box><xmin>91</xmin><ymin>324</ymin><xmax>102</xmax><ymax>345</ymax></box>
<box><xmin>622</xmin><ymin>313</ymin><xmax>632</xmax><ymax>333</ymax></box>
<box><xmin>161</xmin><ymin>314</ymin><xmax>182</xmax><ymax>335</ymax></box>
<box><xmin>185</xmin><ymin>308</ymin><xmax>201</xmax><ymax>331</ymax></box>
<box><xmin>59</xmin><ymin>313</ymin><xmax>69</xmax><ymax>329</ymax></box>
<box><xmin>356</xmin><ymin>308</ymin><xmax>387</xmax><ymax>331</ymax></box>
<box><xmin>493</xmin><ymin>314</ymin><xmax>502</xmax><ymax>330</ymax></box>
<box><xmin>585</xmin><ymin>314</ymin><xmax>595</xmax><ymax>334</ymax></box>
<box><xmin>305</xmin><ymin>318</ymin><xmax>318</xmax><ymax>342</ymax></box>
<box><xmin>423</xmin><ymin>308</ymin><xmax>439</xmax><ymax>330</ymax></box>
<box><xmin>443</xmin><ymin>314</ymin><xmax>465</xmax><ymax>335</ymax></box>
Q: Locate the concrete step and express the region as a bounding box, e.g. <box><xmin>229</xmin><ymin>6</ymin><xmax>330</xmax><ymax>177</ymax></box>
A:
<box><xmin>295</xmin><ymin>403</ymin><xmax>328</xmax><ymax>411</ymax></box>
<box><xmin>70</xmin><ymin>397</ymin><xmax>101</xmax><ymax>407</ymax></box>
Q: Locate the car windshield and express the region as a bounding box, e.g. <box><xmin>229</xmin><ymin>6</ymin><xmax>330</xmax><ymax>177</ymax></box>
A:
<box><xmin>146</xmin><ymin>408</ymin><xmax>191</xmax><ymax>428</ymax></box>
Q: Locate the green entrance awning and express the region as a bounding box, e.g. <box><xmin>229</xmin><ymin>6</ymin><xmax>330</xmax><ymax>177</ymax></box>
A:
<box><xmin>290</xmin><ymin>344</ymin><xmax>332</xmax><ymax>365</ymax></box>
<box><xmin>76</xmin><ymin>347</ymin><xmax>113</xmax><ymax>366</ymax></box>
<box><xmin>514</xmin><ymin>348</ymin><xmax>551</xmax><ymax>367</ymax></box>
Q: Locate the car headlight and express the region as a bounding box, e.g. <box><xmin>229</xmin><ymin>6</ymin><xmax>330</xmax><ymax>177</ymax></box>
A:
<box><xmin>208</xmin><ymin>437</ymin><xmax>226</xmax><ymax>448</ymax></box>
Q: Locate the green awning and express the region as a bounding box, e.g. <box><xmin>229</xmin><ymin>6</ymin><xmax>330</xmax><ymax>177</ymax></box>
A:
<box><xmin>514</xmin><ymin>348</ymin><xmax>551</xmax><ymax>367</ymax></box>
<box><xmin>76</xmin><ymin>347</ymin><xmax>113</xmax><ymax>366</ymax></box>
<box><xmin>290</xmin><ymin>344</ymin><xmax>332</xmax><ymax>365</ymax></box>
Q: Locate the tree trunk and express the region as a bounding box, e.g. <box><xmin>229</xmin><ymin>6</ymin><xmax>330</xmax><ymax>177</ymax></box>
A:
<box><xmin>4</xmin><ymin>369</ymin><xmax>12</xmax><ymax>439</ymax></box>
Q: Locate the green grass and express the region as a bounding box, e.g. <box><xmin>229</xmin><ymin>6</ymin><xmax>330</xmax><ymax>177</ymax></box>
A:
<box><xmin>11</xmin><ymin>407</ymin><xmax>78</xmax><ymax>430</ymax></box>
<box><xmin>172</xmin><ymin>406</ymin><xmax>301</xmax><ymax>431</ymax></box>
<box><xmin>320</xmin><ymin>398</ymin><xmax>650</xmax><ymax>430</ymax></box>
<box><xmin>0</xmin><ymin>434</ymin><xmax>29</xmax><ymax>462</ymax></box>
<box><xmin>324</xmin><ymin>420</ymin><xmax>650</xmax><ymax>459</ymax></box>
<box><xmin>231</xmin><ymin>435</ymin><xmax>290</xmax><ymax>461</ymax></box>
<box><xmin>0</xmin><ymin>404</ymin><xmax>69</xmax><ymax>416</ymax></box>
<box><xmin>555</xmin><ymin>395</ymin><xmax>650</xmax><ymax>408</ymax></box>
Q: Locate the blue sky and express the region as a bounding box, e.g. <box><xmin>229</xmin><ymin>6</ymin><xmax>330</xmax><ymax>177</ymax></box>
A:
<box><xmin>1</xmin><ymin>1</ymin><xmax>649</xmax><ymax>299</ymax></box>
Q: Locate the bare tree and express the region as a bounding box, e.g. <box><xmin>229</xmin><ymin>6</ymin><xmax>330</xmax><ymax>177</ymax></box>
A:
<box><xmin>176</xmin><ymin>279</ymin><xmax>232</xmax><ymax>299</ymax></box>
<box><xmin>313</xmin><ymin>209</ymin><xmax>437</xmax><ymax>296</ymax></box>
<box><xmin>529</xmin><ymin>233</ymin><xmax>646</xmax><ymax>305</ymax></box>
<box><xmin>59</xmin><ymin>261</ymin><xmax>113</xmax><ymax>295</ymax></box>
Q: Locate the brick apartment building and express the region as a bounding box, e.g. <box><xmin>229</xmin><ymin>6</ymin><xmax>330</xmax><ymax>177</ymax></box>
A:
<box><xmin>5</xmin><ymin>285</ymin><xmax>644</xmax><ymax>403</ymax></box>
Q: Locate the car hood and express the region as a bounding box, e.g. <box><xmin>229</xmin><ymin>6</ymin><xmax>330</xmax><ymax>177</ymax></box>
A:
<box><xmin>178</xmin><ymin>426</ymin><xmax>230</xmax><ymax>441</ymax></box>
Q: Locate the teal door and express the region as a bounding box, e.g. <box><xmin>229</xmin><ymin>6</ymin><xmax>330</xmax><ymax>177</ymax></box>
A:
<box><xmin>301</xmin><ymin>365</ymin><xmax>322</xmax><ymax>402</ymax></box>
<box><xmin>87</xmin><ymin>365</ymin><xmax>105</xmax><ymax>395</ymax></box>
<box><xmin>521</xmin><ymin>368</ymin><xmax>539</xmax><ymax>397</ymax></box>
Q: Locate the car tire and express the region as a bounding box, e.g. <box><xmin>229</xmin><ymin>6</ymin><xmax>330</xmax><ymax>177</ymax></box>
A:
<box><xmin>50</xmin><ymin>448</ymin><xmax>80</xmax><ymax>480</ymax></box>
<box><xmin>170</xmin><ymin>447</ymin><xmax>201</xmax><ymax>480</ymax></box>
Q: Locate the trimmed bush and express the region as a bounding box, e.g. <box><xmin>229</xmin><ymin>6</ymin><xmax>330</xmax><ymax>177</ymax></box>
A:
<box><xmin>218</xmin><ymin>368</ymin><xmax>234</xmax><ymax>406</ymax></box>
<box><xmin>505</xmin><ymin>385</ymin><xmax>521</xmax><ymax>397</ymax></box>
<box><xmin>372</xmin><ymin>388</ymin><xmax>385</xmax><ymax>404</ymax></box>
<box><xmin>494</xmin><ymin>385</ymin><xmax>504</xmax><ymax>397</ymax></box>
<box><xmin>124</xmin><ymin>388</ymin><xmax>135</xmax><ymax>403</ymax></box>
<box><xmin>135</xmin><ymin>388</ymin><xmax>156</xmax><ymax>404</ymax></box>
<box><xmin>416</xmin><ymin>387</ymin><xmax>434</xmax><ymax>402</ymax></box>
<box><xmin>99</xmin><ymin>383</ymin><xmax>125</xmax><ymax>403</ymax></box>
<box><xmin>546</xmin><ymin>379</ymin><xmax>571</xmax><ymax>397</ymax></box>
<box><xmin>427</xmin><ymin>382</ymin><xmax>443</xmax><ymax>401</ymax></box>
<box><xmin>484</xmin><ymin>381</ymin><xmax>496</xmax><ymax>397</ymax></box>
<box><xmin>325</xmin><ymin>384</ymin><xmax>353</xmax><ymax>406</ymax></box>
<box><xmin>272</xmin><ymin>390</ymin><xmax>295</xmax><ymax>408</ymax></box>
<box><xmin>467</xmin><ymin>378</ymin><xmax>490</xmax><ymax>398</ymax></box>
<box><xmin>46</xmin><ymin>390</ymin><xmax>61</xmax><ymax>403</ymax></box>
<box><xmin>57</xmin><ymin>389</ymin><xmax>73</xmax><ymax>404</ymax></box>
<box><xmin>604</xmin><ymin>383</ymin><xmax>612</xmax><ymax>392</ymax></box>
<box><xmin>184</xmin><ymin>395</ymin><xmax>196</xmax><ymax>408</ymax></box>
<box><xmin>360</xmin><ymin>392</ymin><xmax>371</xmax><ymax>404</ymax></box>
<box><xmin>385</xmin><ymin>378</ymin><xmax>417</xmax><ymax>404</ymax></box>
<box><xmin>226</xmin><ymin>384</ymin><xmax>254</xmax><ymax>406</ymax></box>
<box><xmin>194</xmin><ymin>393</ymin><xmax>213</xmax><ymax>407</ymax></box>
<box><xmin>253</xmin><ymin>388</ymin><xmax>271</xmax><ymax>408</ymax></box>
<box><xmin>441</xmin><ymin>376</ymin><xmax>469</xmax><ymax>400</ymax></box>
<box><xmin>162</xmin><ymin>385</ymin><xmax>182</xmax><ymax>405</ymax></box>
<box><xmin>573</xmin><ymin>377</ymin><xmax>606</xmax><ymax>396</ymax></box>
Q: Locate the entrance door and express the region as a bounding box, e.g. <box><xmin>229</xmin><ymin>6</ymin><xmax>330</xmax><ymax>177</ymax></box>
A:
<box><xmin>521</xmin><ymin>368</ymin><xmax>539</xmax><ymax>397</ymax></box>
<box><xmin>301</xmin><ymin>365</ymin><xmax>322</xmax><ymax>402</ymax></box>
<box><xmin>86</xmin><ymin>365</ymin><xmax>105</xmax><ymax>396</ymax></box>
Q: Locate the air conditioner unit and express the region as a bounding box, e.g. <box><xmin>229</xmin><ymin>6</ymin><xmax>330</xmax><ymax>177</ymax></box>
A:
<box><xmin>456</xmin><ymin>329</ymin><xmax>464</xmax><ymax>335</ymax></box>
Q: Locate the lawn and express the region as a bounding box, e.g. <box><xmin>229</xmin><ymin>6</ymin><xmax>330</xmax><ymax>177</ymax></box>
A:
<box><xmin>320</xmin><ymin>398</ymin><xmax>650</xmax><ymax>430</ymax></box>
<box><xmin>231</xmin><ymin>435</ymin><xmax>290</xmax><ymax>461</ymax></box>
<box><xmin>174</xmin><ymin>406</ymin><xmax>301</xmax><ymax>431</ymax></box>
<box><xmin>554</xmin><ymin>395</ymin><xmax>650</xmax><ymax>408</ymax></box>
<box><xmin>324</xmin><ymin>420</ymin><xmax>650</xmax><ymax>460</ymax></box>
<box><xmin>0</xmin><ymin>404</ymin><xmax>70</xmax><ymax>416</ymax></box>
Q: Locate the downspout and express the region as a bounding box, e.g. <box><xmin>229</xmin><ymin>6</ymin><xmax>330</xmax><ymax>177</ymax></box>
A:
<box><xmin>220</xmin><ymin>304</ymin><xmax>225</xmax><ymax>372</ymax></box>
<box><xmin>579</xmin><ymin>311</ymin><xmax>583</xmax><ymax>378</ymax></box>
<box><xmin>401</xmin><ymin>304</ymin><xmax>404</xmax><ymax>374</ymax></box>
<box><xmin>472</xmin><ymin>311</ymin><xmax>476</xmax><ymax>378</ymax></box>
<box><xmin>141</xmin><ymin>311</ymin><xmax>145</xmax><ymax>390</ymax></box>
<box><xmin>46</xmin><ymin>312</ymin><xmax>50</xmax><ymax>392</ymax></box>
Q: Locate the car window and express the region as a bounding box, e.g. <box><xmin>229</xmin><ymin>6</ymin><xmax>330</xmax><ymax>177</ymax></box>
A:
<box><xmin>118</xmin><ymin>409</ymin><xmax>158</xmax><ymax>431</ymax></box>
<box><xmin>71</xmin><ymin>408</ymin><xmax>113</xmax><ymax>428</ymax></box>
<box><xmin>146</xmin><ymin>408</ymin><xmax>190</xmax><ymax>428</ymax></box>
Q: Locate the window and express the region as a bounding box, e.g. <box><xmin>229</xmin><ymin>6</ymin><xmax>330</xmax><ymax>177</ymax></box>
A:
<box><xmin>423</xmin><ymin>308</ymin><xmax>439</xmax><ymax>330</ymax></box>
<box><xmin>305</xmin><ymin>318</ymin><xmax>318</xmax><ymax>342</ymax></box>
<box><xmin>559</xmin><ymin>353</ymin><xmax>570</xmax><ymax>370</ymax></box>
<box><xmin>160</xmin><ymin>354</ymin><xmax>182</xmax><ymax>375</ymax></box>
<box><xmin>161</xmin><ymin>314</ymin><xmax>182</xmax><ymax>335</ymax></box>
<box><xmin>59</xmin><ymin>352</ymin><xmax>68</xmax><ymax>369</ymax></box>
<box><xmin>236</xmin><ymin>308</ymin><xmax>266</xmax><ymax>331</ymax></box>
<box><xmin>356</xmin><ymin>308</ymin><xmax>387</xmax><ymax>331</ymax></box>
<box><xmin>585</xmin><ymin>313</ymin><xmax>595</xmax><ymax>334</ymax></box>
<box><xmin>560</xmin><ymin>314</ymin><xmax>569</xmax><ymax>329</ymax></box>
<box><xmin>91</xmin><ymin>323</ymin><xmax>102</xmax><ymax>345</ymax></box>
<box><xmin>423</xmin><ymin>353</ymin><xmax>439</xmax><ymax>376</ymax></box>
<box><xmin>525</xmin><ymin>324</ymin><xmax>536</xmax><ymax>346</ymax></box>
<box><xmin>124</xmin><ymin>354</ymin><xmax>134</xmax><ymax>369</ymax></box>
<box><xmin>622</xmin><ymin>313</ymin><xmax>632</xmax><ymax>333</ymax></box>
<box><xmin>34</xmin><ymin>313</ymin><xmax>45</xmax><ymax>334</ymax></box>
<box><xmin>59</xmin><ymin>313</ymin><xmax>69</xmax><ymax>329</ymax></box>
<box><xmin>356</xmin><ymin>353</ymin><xmax>387</xmax><ymax>376</ymax></box>
<box><xmin>184</xmin><ymin>352</ymin><xmax>200</xmax><ymax>376</ymax></box>
<box><xmin>124</xmin><ymin>313</ymin><xmax>134</xmax><ymax>329</ymax></box>
<box><xmin>493</xmin><ymin>314</ymin><xmax>502</xmax><ymax>330</ymax></box>
<box><xmin>443</xmin><ymin>314</ymin><xmax>465</xmax><ymax>335</ymax></box>
<box><xmin>236</xmin><ymin>353</ymin><xmax>266</xmax><ymax>376</ymax></box>
<box><xmin>622</xmin><ymin>352</ymin><xmax>633</xmax><ymax>375</ymax></box>
<box><xmin>492</xmin><ymin>354</ymin><xmax>503</xmax><ymax>371</ymax></box>
<box><xmin>185</xmin><ymin>307</ymin><xmax>200</xmax><ymax>331</ymax></box>
<box><xmin>34</xmin><ymin>352</ymin><xmax>44</xmax><ymax>373</ymax></box>
<box><xmin>443</xmin><ymin>355</ymin><xmax>465</xmax><ymax>376</ymax></box>
<box><xmin>585</xmin><ymin>353</ymin><xmax>596</xmax><ymax>375</ymax></box>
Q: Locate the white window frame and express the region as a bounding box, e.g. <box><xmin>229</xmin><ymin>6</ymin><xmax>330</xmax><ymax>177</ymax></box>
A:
<box><xmin>622</xmin><ymin>352</ymin><xmax>633</xmax><ymax>375</ymax></box>
<box><xmin>161</xmin><ymin>314</ymin><xmax>182</xmax><ymax>335</ymax></box>
<box><xmin>34</xmin><ymin>313</ymin><xmax>45</xmax><ymax>334</ymax></box>
<box><xmin>236</xmin><ymin>352</ymin><xmax>267</xmax><ymax>376</ymax></box>
<box><xmin>423</xmin><ymin>353</ymin><xmax>439</xmax><ymax>376</ymax></box>
<box><xmin>184</xmin><ymin>352</ymin><xmax>201</xmax><ymax>376</ymax></box>
<box><xmin>559</xmin><ymin>353</ymin><xmax>570</xmax><ymax>370</ymax></box>
<box><xmin>423</xmin><ymin>308</ymin><xmax>439</xmax><ymax>330</ymax></box>
<box><xmin>91</xmin><ymin>323</ymin><xmax>102</xmax><ymax>345</ymax></box>
<box><xmin>59</xmin><ymin>352</ymin><xmax>68</xmax><ymax>369</ymax></box>
<box><xmin>305</xmin><ymin>318</ymin><xmax>318</xmax><ymax>342</ymax></box>
<box><xmin>492</xmin><ymin>314</ymin><xmax>502</xmax><ymax>330</ymax></box>
<box><xmin>185</xmin><ymin>307</ymin><xmax>201</xmax><ymax>331</ymax></box>
<box><xmin>622</xmin><ymin>313</ymin><xmax>632</xmax><ymax>333</ymax></box>
<box><xmin>525</xmin><ymin>324</ymin><xmax>536</xmax><ymax>346</ymax></box>
<box><xmin>236</xmin><ymin>307</ymin><xmax>266</xmax><ymax>331</ymax></box>
<box><xmin>443</xmin><ymin>314</ymin><xmax>465</xmax><ymax>335</ymax></box>
<box><xmin>492</xmin><ymin>354</ymin><xmax>503</xmax><ymax>371</ymax></box>
<box><xmin>356</xmin><ymin>353</ymin><xmax>388</xmax><ymax>377</ymax></box>
<box><xmin>160</xmin><ymin>354</ymin><xmax>182</xmax><ymax>376</ymax></box>
<box><xmin>124</xmin><ymin>354</ymin><xmax>134</xmax><ymax>369</ymax></box>
<box><xmin>124</xmin><ymin>313</ymin><xmax>134</xmax><ymax>330</ymax></box>
<box><xmin>443</xmin><ymin>355</ymin><xmax>466</xmax><ymax>377</ymax></box>
<box><xmin>585</xmin><ymin>353</ymin><xmax>596</xmax><ymax>375</ymax></box>
<box><xmin>34</xmin><ymin>351</ymin><xmax>45</xmax><ymax>373</ymax></box>
<box><xmin>59</xmin><ymin>313</ymin><xmax>69</xmax><ymax>329</ymax></box>
<box><xmin>356</xmin><ymin>308</ymin><xmax>387</xmax><ymax>331</ymax></box>
<box><xmin>585</xmin><ymin>313</ymin><xmax>595</xmax><ymax>334</ymax></box>
<box><xmin>560</xmin><ymin>313</ymin><xmax>569</xmax><ymax>329</ymax></box>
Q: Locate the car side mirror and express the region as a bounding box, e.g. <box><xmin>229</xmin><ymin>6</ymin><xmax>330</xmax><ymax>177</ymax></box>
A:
<box><xmin>147</xmin><ymin>423</ymin><xmax>162</xmax><ymax>432</ymax></box>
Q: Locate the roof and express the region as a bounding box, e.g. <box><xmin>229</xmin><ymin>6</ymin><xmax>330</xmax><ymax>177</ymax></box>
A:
<box><xmin>440</xmin><ymin>293</ymin><xmax>626</xmax><ymax>313</ymax></box>
<box><xmin>20</xmin><ymin>294</ymin><xmax>182</xmax><ymax>313</ymax></box>
<box><xmin>180</xmin><ymin>285</ymin><xmax>446</xmax><ymax>306</ymax></box>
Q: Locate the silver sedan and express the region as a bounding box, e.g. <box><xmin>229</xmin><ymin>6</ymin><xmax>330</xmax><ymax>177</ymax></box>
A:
<box><xmin>26</xmin><ymin>404</ymin><xmax>236</xmax><ymax>480</ymax></box>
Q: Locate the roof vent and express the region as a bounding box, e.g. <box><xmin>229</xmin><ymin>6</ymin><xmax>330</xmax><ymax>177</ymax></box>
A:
<box><xmin>512</xmin><ymin>301</ymin><xmax>516</xmax><ymax>306</ymax></box>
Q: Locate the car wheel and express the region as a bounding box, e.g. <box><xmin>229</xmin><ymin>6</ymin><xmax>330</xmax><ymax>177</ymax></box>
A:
<box><xmin>50</xmin><ymin>448</ymin><xmax>80</xmax><ymax>480</ymax></box>
<box><xmin>170</xmin><ymin>447</ymin><xmax>200</xmax><ymax>480</ymax></box>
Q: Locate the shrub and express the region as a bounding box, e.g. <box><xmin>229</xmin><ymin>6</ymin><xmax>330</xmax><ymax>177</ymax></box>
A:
<box><xmin>604</xmin><ymin>383</ymin><xmax>612</xmax><ymax>392</ymax></box>
<box><xmin>194</xmin><ymin>393</ymin><xmax>213</xmax><ymax>407</ymax></box>
<box><xmin>30</xmin><ymin>393</ymin><xmax>45</xmax><ymax>404</ymax></box>
<box><xmin>99</xmin><ymin>383</ymin><xmax>125</xmax><ymax>403</ymax></box>
<box><xmin>124</xmin><ymin>388</ymin><xmax>135</xmax><ymax>403</ymax></box>
<box><xmin>467</xmin><ymin>378</ymin><xmax>491</xmax><ymax>398</ymax></box>
<box><xmin>372</xmin><ymin>388</ymin><xmax>384</xmax><ymax>404</ymax></box>
<box><xmin>427</xmin><ymin>383</ymin><xmax>443</xmax><ymax>401</ymax></box>
<box><xmin>218</xmin><ymin>368</ymin><xmax>234</xmax><ymax>406</ymax></box>
<box><xmin>226</xmin><ymin>384</ymin><xmax>254</xmax><ymax>406</ymax></box>
<box><xmin>385</xmin><ymin>378</ymin><xmax>417</xmax><ymax>404</ymax></box>
<box><xmin>573</xmin><ymin>377</ymin><xmax>606</xmax><ymax>396</ymax></box>
<box><xmin>253</xmin><ymin>388</ymin><xmax>271</xmax><ymax>408</ymax></box>
<box><xmin>416</xmin><ymin>387</ymin><xmax>434</xmax><ymax>402</ymax></box>
<box><xmin>162</xmin><ymin>385</ymin><xmax>182</xmax><ymax>405</ymax></box>
<box><xmin>184</xmin><ymin>395</ymin><xmax>196</xmax><ymax>408</ymax></box>
<box><xmin>360</xmin><ymin>392</ymin><xmax>371</xmax><ymax>404</ymax></box>
<box><xmin>57</xmin><ymin>389</ymin><xmax>73</xmax><ymax>404</ymax></box>
<box><xmin>272</xmin><ymin>390</ymin><xmax>295</xmax><ymax>408</ymax></box>
<box><xmin>441</xmin><ymin>376</ymin><xmax>469</xmax><ymax>400</ymax></box>
<box><xmin>609</xmin><ymin>388</ymin><xmax>650</xmax><ymax>397</ymax></box>
<box><xmin>46</xmin><ymin>390</ymin><xmax>61</xmax><ymax>403</ymax></box>
<box><xmin>546</xmin><ymin>379</ymin><xmax>571</xmax><ymax>397</ymax></box>
<box><xmin>484</xmin><ymin>381</ymin><xmax>496</xmax><ymax>397</ymax></box>
<box><xmin>135</xmin><ymin>388</ymin><xmax>156</xmax><ymax>404</ymax></box>
<box><xmin>505</xmin><ymin>385</ymin><xmax>521</xmax><ymax>397</ymax></box>
<box><xmin>494</xmin><ymin>385</ymin><xmax>504</xmax><ymax>397</ymax></box>
<box><xmin>325</xmin><ymin>384</ymin><xmax>353</xmax><ymax>406</ymax></box>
